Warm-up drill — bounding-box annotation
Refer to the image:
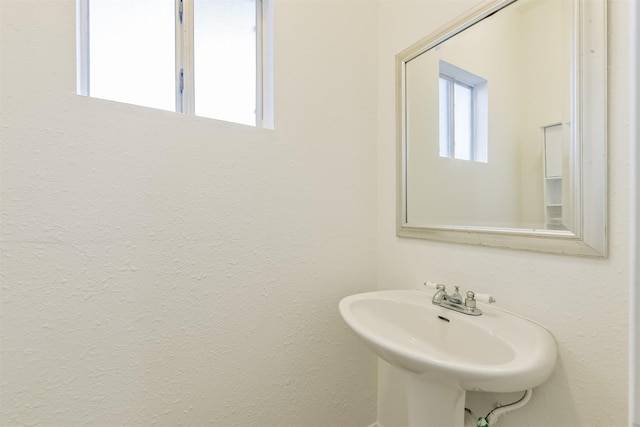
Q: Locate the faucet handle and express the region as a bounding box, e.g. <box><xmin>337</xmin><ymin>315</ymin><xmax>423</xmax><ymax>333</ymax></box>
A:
<box><xmin>424</xmin><ymin>281</ymin><xmax>446</xmax><ymax>292</ymax></box>
<box><xmin>465</xmin><ymin>291</ymin><xmax>476</xmax><ymax>308</ymax></box>
<box><xmin>474</xmin><ymin>293</ymin><xmax>496</xmax><ymax>304</ymax></box>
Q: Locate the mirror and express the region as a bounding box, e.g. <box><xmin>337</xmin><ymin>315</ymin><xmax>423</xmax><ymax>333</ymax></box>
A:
<box><xmin>396</xmin><ymin>0</ymin><xmax>607</xmax><ymax>257</ymax></box>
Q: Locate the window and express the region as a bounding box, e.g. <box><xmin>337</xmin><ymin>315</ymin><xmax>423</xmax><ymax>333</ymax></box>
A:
<box><xmin>76</xmin><ymin>0</ymin><xmax>272</xmax><ymax>128</ymax></box>
<box><xmin>438</xmin><ymin>61</ymin><xmax>487</xmax><ymax>162</ymax></box>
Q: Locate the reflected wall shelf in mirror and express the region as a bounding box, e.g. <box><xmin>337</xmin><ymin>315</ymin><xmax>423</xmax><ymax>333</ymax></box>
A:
<box><xmin>396</xmin><ymin>0</ymin><xmax>607</xmax><ymax>257</ymax></box>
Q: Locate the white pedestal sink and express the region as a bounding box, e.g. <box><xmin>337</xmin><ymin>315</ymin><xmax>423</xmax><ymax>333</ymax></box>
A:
<box><xmin>339</xmin><ymin>290</ymin><xmax>557</xmax><ymax>427</ymax></box>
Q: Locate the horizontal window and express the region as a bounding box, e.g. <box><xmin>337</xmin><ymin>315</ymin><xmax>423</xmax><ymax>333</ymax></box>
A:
<box><xmin>77</xmin><ymin>0</ymin><xmax>273</xmax><ymax>128</ymax></box>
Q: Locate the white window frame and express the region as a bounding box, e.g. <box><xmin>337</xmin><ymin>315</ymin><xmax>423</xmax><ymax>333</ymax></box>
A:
<box><xmin>439</xmin><ymin>75</ymin><xmax>475</xmax><ymax>158</ymax></box>
<box><xmin>76</xmin><ymin>0</ymin><xmax>273</xmax><ymax>128</ymax></box>
<box><xmin>438</xmin><ymin>60</ymin><xmax>488</xmax><ymax>162</ymax></box>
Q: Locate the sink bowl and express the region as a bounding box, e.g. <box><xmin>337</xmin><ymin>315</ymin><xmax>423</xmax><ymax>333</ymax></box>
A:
<box><xmin>339</xmin><ymin>290</ymin><xmax>557</xmax><ymax>393</ymax></box>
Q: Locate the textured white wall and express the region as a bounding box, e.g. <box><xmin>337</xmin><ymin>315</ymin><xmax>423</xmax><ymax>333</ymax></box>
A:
<box><xmin>377</xmin><ymin>0</ymin><xmax>630</xmax><ymax>426</ymax></box>
<box><xmin>2</xmin><ymin>0</ymin><xmax>634</xmax><ymax>425</ymax></box>
<box><xmin>630</xmin><ymin>1</ymin><xmax>640</xmax><ymax>425</ymax></box>
<box><xmin>0</xmin><ymin>0</ymin><xmax>379</xmax><ymax>425</ymax></box>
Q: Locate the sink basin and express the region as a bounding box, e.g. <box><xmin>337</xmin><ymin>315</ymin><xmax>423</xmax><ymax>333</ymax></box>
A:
<box><xmin>339</xmin><ymin>290</ymin><xmax>557</xmax><ymax>393</ymax></box>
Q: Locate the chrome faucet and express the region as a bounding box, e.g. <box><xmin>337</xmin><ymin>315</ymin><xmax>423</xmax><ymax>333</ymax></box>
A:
<box><xmin>428</xmin><ymin>282</ymin><xmax>495</xmax><ymax>316</ymax></box>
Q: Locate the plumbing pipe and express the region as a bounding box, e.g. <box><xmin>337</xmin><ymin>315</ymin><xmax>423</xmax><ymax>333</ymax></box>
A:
<box><xmin>477</xmin><ymin>389</ymin><xmax>533</xmax><ymax>426</ymax></box>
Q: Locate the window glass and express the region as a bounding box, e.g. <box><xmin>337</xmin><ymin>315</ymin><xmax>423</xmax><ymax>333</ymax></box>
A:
<box><xmin>438</xmin><ymin>61</ymin><xmax>487</xmax><ymax>162</ymax></box>
<box><xmin>88</xmin><ymin>0</ymin><xmax>175</xmax><ymax>111</ymax></box>
<box><xmin>439</xmin><ymin>77</ymin><xmax>451</xmax><ymax>158</ymax></box>
<box><xmin>194</xmin><ymin>0</ymin><xmax>257</xmax><ymax>125</ymax></box>
<box><xmin>453</xmin><ymin>82</ymin><xmax>473</xmax><ymax>160</ymax></box>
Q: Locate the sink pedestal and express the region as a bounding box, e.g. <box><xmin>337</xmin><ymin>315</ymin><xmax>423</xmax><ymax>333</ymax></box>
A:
<box><xmin>402</xmin><ymin>371</ymin><xmax>466</xmax><ymax>427</ymax></box>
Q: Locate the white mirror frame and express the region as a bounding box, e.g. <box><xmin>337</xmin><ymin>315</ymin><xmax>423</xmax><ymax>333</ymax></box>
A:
<box><xmin>396</xmin><ymin>0</ymin><xmax>607</xmax><ymax>257</ymax></box>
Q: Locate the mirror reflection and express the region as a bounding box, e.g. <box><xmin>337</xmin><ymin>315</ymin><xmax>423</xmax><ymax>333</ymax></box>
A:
<box><xmin>404</xmin><ymin>0</ymin><xmax>572</xmax><ymax>230</ymax></box>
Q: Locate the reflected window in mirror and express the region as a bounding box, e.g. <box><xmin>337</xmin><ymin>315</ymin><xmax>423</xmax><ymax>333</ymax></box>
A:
<box><xmin>438</xmin><ymin>61</ymin><xmax>488</xmax><ymax>163</ymax></box>
<box><xmin>396</xmin><ymin>0</ymin><xmax>607</xmax><ymax>256</ymax></box>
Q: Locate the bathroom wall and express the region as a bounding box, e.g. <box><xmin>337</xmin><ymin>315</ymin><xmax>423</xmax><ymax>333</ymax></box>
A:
<box><xmin>377</xmin><ymin>0</ymin><xmax>630</xmax><ymax>426</ymax></box>
<box><xmin>2</xmin><ymin>0</ymin><xmax>633</xmax><ymax>425</ymax></box>
<box><xmin>0</xmin><ymin>0</ymin><xmax>379</xmax><ymax>425</ymax></box>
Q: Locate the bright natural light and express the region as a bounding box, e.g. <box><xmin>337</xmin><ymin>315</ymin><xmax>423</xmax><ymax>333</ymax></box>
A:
<box><xmin>79</xmin><ymin>0</ymin><xmax>265</xmax><ymax>127</ymax></box>
<box><xmin>438</xmin><ymin>61</ymin><xmax>488</xmax><ymax>163</ymax></box>
<box><xmin>453</xmin><ymin>81</ymin><xmax>473</xmax><ymax>160</ymax></box>
<box><xmin>88</xmin><ymin>0</ymin><xmax>175</xmax><ymax>112</ymax></box>
<box><xmin>438</xmin><ymin>77</ymin><xmax>451</xmax><ymax>158</ymax></box>
<box><xmin>195</xmin><ymin>0</ymin><xmax>257</xmax><ymax>126</ymax></box>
